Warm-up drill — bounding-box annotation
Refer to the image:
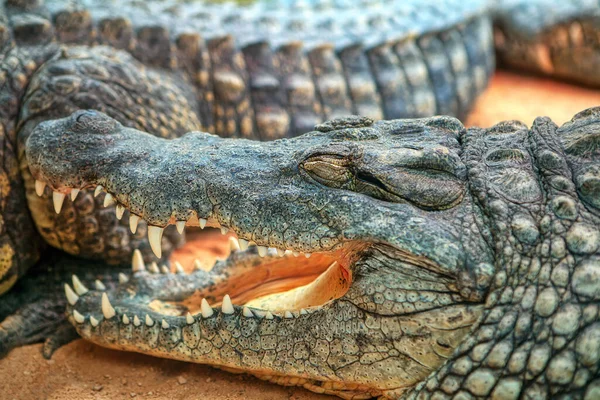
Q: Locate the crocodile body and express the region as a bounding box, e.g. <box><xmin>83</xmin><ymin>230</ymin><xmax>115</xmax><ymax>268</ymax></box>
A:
<box><xmin>1</xmin><ymin>0</ymin><xmax>600</xmax><ymax>398</ymax></box>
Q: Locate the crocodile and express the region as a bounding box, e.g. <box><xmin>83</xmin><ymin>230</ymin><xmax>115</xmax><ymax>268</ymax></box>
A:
<box><xmin>29</xmin><ymin>108</ymin><xmax>600</xmax><ymax>399</ymax></box>
<box><xmin>0</xmin><ymin>0</ymin><xmax>599</xmax><ymax>398</ymax></box>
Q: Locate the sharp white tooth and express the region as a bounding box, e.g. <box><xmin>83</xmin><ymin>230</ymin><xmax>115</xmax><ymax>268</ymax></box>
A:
<box><xmin>132</xmin><ymin>249</ymin><xmax>145</xmax><ymax>272</ymax></box>
<box><xmin>73</xmin><ymin>310</ymin><xmax>85</xmax><ymax>324</ymax></box>
<box><xmin>175</xmin><ymin>221</ymin><xmax>186</xmax><ymax>235</ymax></box>
<box><xmin>118</xmin><ymin>273</ymin><xmax>129</xmax><ymax>284</ymax></box>
<box><xmin>221</xmin><ymin>294</ymin><xmax>234</xmax><ymax>314</ymax></box>
<box><xmin>148</xmin><ymin>226</ymin><xmax>164</xmax><ymax>258</ymax></box>
<box><xmin>149</xmin><ymin>262</ymin><xmax>159</xmax><ymax>274</ymax></box>
<box><xmin>94</xmin><ymin>185</ymin><xmax>103</xmax><ymax>197</ymax></box>
<box><xmin>220</xmin><ymin>226</ymin><xmax>229</xmax><ymax>235</ymax></box>
<box><xmin>186</xmin><ymin>312</ymin><xmax>194</xmax><ymax>325</ymax></box>
<box><xmin>103</xmin><ymin>193</ymin><xmax>115</xmax><ymax>207</ymax></box>
<box><xmin>238</xmin><ymin>239</ymin><xmax>249</xmax><ymax>251</ymax></box>
<box><xmin>265</xmin><ymin>311</ymin><xmax>274</xmax><ymax>320</ymax></box>
<box><xmin>199</xmin><ymin>218</ymin><xmax>207</xmax><ymax>229</ymax></box>
<box><xmin>305</xmin><ymin>253</ymin><xmax>311</xmax><ymax>258</ymax></box>
<box><xmin>300</xmin><ymin>308</ymin><xmax>308</xmax><ymax>315</ymax></box>
<box><xmin>122</xmin><ymin>314</ymin><xmax>130</xmax><ymax>325</ymax></box>
<box><xmin>284</xmin><ymin>311</ymin><xmax>293</xmax><ymax>319</ymax></box>
<box><xmin>242</xmin><ymin>306</ymin><xmax>253</xmax><ymax>318</ymax></box>
<box><xmin>257</xmin><ymin>246</ymin><xmax>267</xmax><ymax>257</ymax></box>
<box><xmin>161</xmin><ymin>319</ymin><xmax>170</xmax><ymax>329</ymax></box>
<box><xmin>101</xmin><ymin>293</ymin><xmax>116</xmax><ymax>319</ymax></box>
<box><xmin>35</xmin><ymin>180</ymin><xmax>46</xmax><ymax>196</ymax></box>
<box><xmin>193</xmin><ymin>260</ymin><xmax>203</xmax><ymax>271</ymax></box>
<box><xmin>115</xmin><ymin>204</ymin><xmax>125</xmax><ymax>220</ymax></box>
<box><xmin>175</xmin><ymin>261</ymin><xmax>185</xmax><ymax>274</ymax></box>
<box><xmin>161</xmin><ymin>265</ymin><xmax>170</xmax><ymax>274</ymax></box>
<box><xmin>64</xmin><ymin>283</ymin><xmax>79</xmax><ymax>305</ymax></box>
<box><xmin>292</xmin><ymin>251</ymin><xmax>299</xmax><ymax>257</ymax></box>
<box><xmin>229</xmin><ymin>237</ymin><xmax>240</xmax><ymax>252</ymax></box>
<box><xmin>53</xmin><ymin>192</ymin><xmax>66</xmax><ymax>214</ymax></box>
<box><xmin>145</xmin><ymin>314</ymin><xmax>154</xmax><ymax>326</ymax></box>
<box><xmin>276</xmin><ymin>248</ymin><xmax>285</xmax><ymax>257</ymax></box>
<box><xmin>133</xmin><ymin>315</ymin><xmax>141</xmax><ymax>327</ymax></box>
<box><xmin>72</xmin><ymin>275</ymin><xmax>88</xmax><ymax>295</ymax></box>
<box><xmin>201</xmin><ymin>298</ymin><xmax>214</xmax><ymax>318</ymax></box>
<box><xmin>90</xmin><ymin>316</ymin><xmax>100</xmax><ymax>327</ymax></box>
<box><xmin>129</xmin><ymin>214</ymin><xmax>140</xmax><ymax>234</ymax></box>
<box><xmin>70</xmin><ymin>188</ymin><xmax>80</xmax><ymax>201</ymax></box>
<box><xmin>94</xmin><ymin>280</ymin><xmax>106</xmax><ymax>291</ymax></box>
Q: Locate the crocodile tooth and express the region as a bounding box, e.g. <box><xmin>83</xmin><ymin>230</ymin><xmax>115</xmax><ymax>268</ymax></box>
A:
<box><xmin>73</xmin><ymin>310</ymin><xmax>85</xmax><ymax>324</ymax></box>
<box><xmin>300</xmin><ymin>308</ymin><xmax>308</xmax><ymax>315</ymax></box>
<box><xmin>94</xmin><ymin>185</ymin><xmax>103</xmax><ymax>197</ymax></box>
<box><xmin>35</xmin><ymin>180</ymin><xmax>46</xmax><ymax>196</ymax></box>
<box><xmin>201</xmin><ymin>298</ymin><xmax>213</xmax><ymax>318</ymax></box>
<box><xmin>257</xmin><ymin>246</ymin><xmax>267</xmax><ymax>257</ymax></box>
<box><xmin>94</xmin><ymin>280</ymin><xmax>106</xmax><ymax>291</ymax></box>
<box><xmin>122</xmin><ymin>314</ymin><xmax>130</xmax><ymax>325</ymax></box>
<box><xmin>103</xmin><ymin>193</ymin><xmax>115</xmax><ymax>207</ymax></box>
<box><xmin>238</xmin><ymin>239</ymin><xmax>249</xmax><ymax>251</ymax></box>
<box><xmin>220</xmin><ymin>226</ymin><xmax>229</xmax><ymax>235</ymax></box>
<box><xmin>276</xmin><ymin>248</ymin><xmax>285</xmax><ymax>257</ymax></box>
<box><xmin>145</xmin><ymin>314</ymin><xmax>154</xmax><ymax>326</ymax></box>
<box><xmin>148</xmin><ymin>226</ymin><xmax>164</xmax><ymax>258</ymax></box>
<box><xmin>175</xmin><ymin>261</ymin><xmax>185</xmax><ymax>274</ymax></box>
<box><xmin>64</xmin><ymin>283</ymin><xmax>79</xmax><ymax>305</ymax></box>
<box><xmin>133</xmin><ymin>315</ymin><xmax>141</xmax><ymax>327</ymax></box>
<box><xmin>186</xmin><ymin>312</ymin><xmax>194</xmax><ymax>325</ymax></box>
<box><xmin>176</xmin><ymin>221</ymin><xmax>186</xmax><ymax>235</ymax></box>
<box><xmin>53</xmin><ymin>192</ymin><xmax>66</xmax><ymax>214</ymax></box>
<box><xmin>193</xmin><ymin>260</ymin><xmax>203</xmax><ymax>271</ymax></box>
<box><xmin>90</xmin><ymin>316</ymin><xmax>100</xmax><ymax>327</ymax></box>
<box><xmin>265</xmin><ymin>311</ymin><xmax>274</xmax><ymax>320</ymax></box>
<box><xmin>118</xmin><ymin>273</ymin><xmax>129</xmax><ymax>284</ymax></box>
<box><xmin>242</xmin><ymin>306</ymin><xmax>253</xmax><ymax>318</ymax></box>
<box><xmin>115</xmin><ymin>204</ymin><xmax>125</xmax><ymax>220</ymax></box>
<box><xmin>221</xmin><ymin>294</ymin><xmax>234</xmax><ymax>314</ymax></box>
<box><xmin>101</xmin><ymin>293</ymin><xmax>116</xmax><ymax>319</ymax></box>
<box><xmin>284</xmin><ymin>311</ymin><xmax>294</xmax><ymax>319</ymax></box>
<box><xmin>132</xmin><ymin>249</ymin><xmax>145</xmax><ymax>272</ymax></box>
<box><xmin>70</xmin><ymin>188</ymin><xmax>80</xmax><ymax>201</ymax></box>
<box><xmin>199</xmin><ymin>218</ymin><xmax>207</xmax><ymax>229</ymax></box>
<box><xmin>161</xmin><ymin>319</ymin><xmax>169</xmax><ymax>329</ymax></box>
<box><xmin>129</xmin><ymin>214</ymin><xmax>140</xmax><ymax>234</ymax></box>
<box><xmin>161</xmin><ymin>265</ymin><xmax>170</xmax><ymax>274</ymax></box>
<box><xmin>305</xmin><ymin>253</ymin><xmax>311</xmax><ymax>258</ymax></box>
<box><xmin>72</xmin><ymin>275</ymin><xmax>88</xmax><ymax>295</ymax></box>
<box><xmin>292</xmin><ymin>251</ymin><xmax>299</xmax><ymax>257</ymax></box>
<box><xmin>149</xmin><ymin>262</ymin><xmax>160</xmax><ymax>274</ymax></box>
<box><xmin>229</xmin><ymin>237</ymin><xmax>240</xmax><ymax>252</ymax></box>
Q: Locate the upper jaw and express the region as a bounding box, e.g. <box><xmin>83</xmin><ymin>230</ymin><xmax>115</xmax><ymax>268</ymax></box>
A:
<box><xmin>26</xmin><ymin>111</ymin><xmax>491</xmax><ymax>285</ymax></box>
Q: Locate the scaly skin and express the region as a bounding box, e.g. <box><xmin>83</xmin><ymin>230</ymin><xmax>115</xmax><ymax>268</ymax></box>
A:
<box><xmin>26</xmin><ymin>108</ymin><xmax>600</xmax><ymax>399</ymax></box>
<box><xmin>0</xmin><ymin>0</ymin><xmax>599</xmax><ymax>397</ymax></box>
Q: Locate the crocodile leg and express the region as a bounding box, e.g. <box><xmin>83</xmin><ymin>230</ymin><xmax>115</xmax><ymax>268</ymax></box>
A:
<box><xmin>0</xmin><ymin>251</ymin><xmax>126</xmax><ymax>358</ymax></box>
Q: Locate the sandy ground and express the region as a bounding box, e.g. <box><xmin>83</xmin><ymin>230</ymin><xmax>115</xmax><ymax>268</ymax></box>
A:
<box><xmin>1</xmin><ymin>71</ymin><xmax>599</xmax><ymax>400</ymax></box>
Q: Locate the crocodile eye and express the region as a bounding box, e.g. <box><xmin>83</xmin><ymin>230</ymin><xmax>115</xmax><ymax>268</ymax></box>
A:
<box><xmin>300</xmin><ymin>155</ymin><xmax>353</xmax><ymax>188</ymax></box>
<box><xmin>301</xmin><ymin>150</ymin><xmax>465</xmax><ymax>210</ymax></box>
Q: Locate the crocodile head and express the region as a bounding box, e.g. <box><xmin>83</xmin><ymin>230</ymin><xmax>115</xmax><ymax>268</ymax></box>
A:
<box><xmin>27</xmin><ymin>110</ymin><xmax>496</xmax><ymax>398</ymax></box>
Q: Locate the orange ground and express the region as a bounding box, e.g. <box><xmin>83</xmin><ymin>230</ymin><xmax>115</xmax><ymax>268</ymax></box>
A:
<box><xmin>1</xmin><ymin>71</ymin><xmax>599</xmax><ymax>400</ymax></box>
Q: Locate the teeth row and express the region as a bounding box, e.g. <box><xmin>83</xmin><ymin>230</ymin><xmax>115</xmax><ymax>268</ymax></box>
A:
<box><xmin>65</xmin><ymin>282</ymin><xmax>309</xmax><ymax>327</ymax></box>
<box><xmin>35</xmin><ymin>181</ymin><xmax>314</xmax><ymax>259</ymax></box>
